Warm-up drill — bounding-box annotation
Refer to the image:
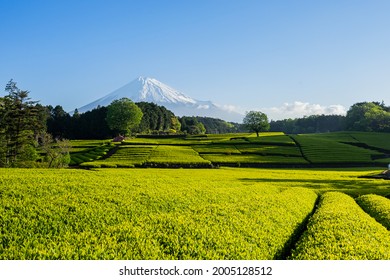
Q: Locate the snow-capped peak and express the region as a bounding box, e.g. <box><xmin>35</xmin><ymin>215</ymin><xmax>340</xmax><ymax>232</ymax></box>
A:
<box><xmin>74</xmin><ymin>76</ymin><xmax>244</xmax><ymax>122</ymax></box>
<box><xmin>136</xmin><ymin>76</ymin><xmax>196</xmax><ymax>104</ymax></box>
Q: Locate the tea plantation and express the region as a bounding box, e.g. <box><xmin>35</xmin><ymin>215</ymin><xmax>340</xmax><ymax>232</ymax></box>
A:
<box><xmin>73</xmin><ymin>131</ymin><xmax>390</xmax><ymax>168</ymax></box>
<box><xmin>1</xmin><ymin>131</ymin><xmax>390</xmax><ymax>260</ymax></box>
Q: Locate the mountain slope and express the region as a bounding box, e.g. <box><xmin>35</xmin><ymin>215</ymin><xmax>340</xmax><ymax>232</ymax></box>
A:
<box><xmin>75</xmin><ymin>77</ymin><xmax>243</xmax><ymax>122</ymax></box>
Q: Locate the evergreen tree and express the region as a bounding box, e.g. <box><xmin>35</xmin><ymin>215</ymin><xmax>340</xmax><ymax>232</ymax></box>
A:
<box><xmin>0</xmin><ymin>80</ymin><xmax>44</xmax><ymax>166</ymax></box>
<box><xmin>136</xmin><ymin>102</ymin><xmax>177</xmax><ymax>133</ymax></box>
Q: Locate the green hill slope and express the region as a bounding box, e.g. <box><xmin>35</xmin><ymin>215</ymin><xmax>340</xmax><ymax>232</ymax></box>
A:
<box><xmin>71</xmin><ymin>132</ymin><xmax>390</xmax><ymax>168</ymax></box>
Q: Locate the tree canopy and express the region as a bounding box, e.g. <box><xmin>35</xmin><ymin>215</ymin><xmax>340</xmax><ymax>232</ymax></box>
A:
<box><xmin>243</xmin><ymin>111</ymin><xmax>270</xmax><ymax>137</ymax></box>
<box><xmin>106</xmin><ymin>98</ymin><xmax>143</xmax><ymax>136</ymax></box>
<box><xmin>179</xmin><ymin>116</ymin><xmax>206</xmax><ymax>134</ymax></box>
<box><xmin>0</xmin><ymin>80</ymin><xmax>45</xmax><ymax>166</ymax></box>
<box><xmin>345</xmin><ymin>102</ymin><xmax>390</xmax><ymax>132</ymax></box>
<box><xmin>270</xmin><ymin>115</ymin><xmax>345</xmax><ymax>134</ymax></box>
<box><xmin>136</xmin><ymin>102</ymin><xmax>177</xmax><ymax>133</ymax></box>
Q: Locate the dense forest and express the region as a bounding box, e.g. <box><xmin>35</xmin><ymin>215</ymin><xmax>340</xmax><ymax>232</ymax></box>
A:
<box><xmin>46</xmin><ymin>105</ymin><xmax>244</xmax><ymax>139</ymax></box>
<box><xmin>269</xmin><ymin>115</ymin><xmax>346</xmax><ymax>134</ymax></box>
<box><xmin>47</xmin><ymin>100</ymin><xmax>387</xmax><ymax>138</ymax></box>
<box><xmin>47</xmin><ymin>102</ymin><xmax>181</xmax><ymax>139</ymax></box>
<box><xmin>269</xmin><ymin>102</ymin><xmax>390</xmax><ymax>134</ymax></box>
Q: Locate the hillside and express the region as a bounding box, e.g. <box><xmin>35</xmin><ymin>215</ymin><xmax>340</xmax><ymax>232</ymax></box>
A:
<box><xmin>74</xmin><ymin>76</ymin><xmax>243</xmax><ymax>122</ymax></box>
<box><xmin>69</xmin><ymin>131</ymin><xmax>390</xmax><ymax>169</ymax></box>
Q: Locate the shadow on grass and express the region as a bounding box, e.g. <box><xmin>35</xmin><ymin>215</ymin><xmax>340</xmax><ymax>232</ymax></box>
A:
<box><xmin>238</xmin><ymin>178</ymin><xmax>390</xmax><ymax>197</ymax></box>
<box><xmin>275</xmin><ymin>195</ymin><xmax>321</xmax><ymax>260</ymax></box>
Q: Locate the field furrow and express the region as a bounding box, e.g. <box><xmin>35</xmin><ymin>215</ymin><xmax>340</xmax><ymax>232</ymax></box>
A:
<box><xmin>0</xmin><ymin>168</ymin><xmax>317</xmax><ymax>260</ymax></box>
<box><xmin>290</xmin><ymin>192</ymin><xmax>390</xmax><ymax>260</ymax></box>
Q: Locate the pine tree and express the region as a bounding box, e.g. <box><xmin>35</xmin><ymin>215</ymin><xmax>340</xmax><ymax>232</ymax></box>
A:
<box><xmin>0</xmin><ymin>80</ymin><xmax>44</xmax><ymax>166</ymax></box>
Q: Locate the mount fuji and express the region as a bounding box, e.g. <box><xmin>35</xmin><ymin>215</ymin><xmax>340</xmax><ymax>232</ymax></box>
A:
<box><xmin>75</xmin><ymin>77</ymin><xmax>243</xmax><ymax>122</ymax></box>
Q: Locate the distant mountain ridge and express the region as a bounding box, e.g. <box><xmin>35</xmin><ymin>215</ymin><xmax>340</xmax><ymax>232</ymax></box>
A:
<box><xmin>75</xmin><ymin>77</ymin><xmax>243</xmax><ymax>122</ymax></box>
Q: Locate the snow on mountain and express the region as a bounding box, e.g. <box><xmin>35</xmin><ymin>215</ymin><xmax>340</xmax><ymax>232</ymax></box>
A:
<box><xmin>75</xmin><ymin>77</ymin><xmax>243</xmax><ymax>122</ymax></box>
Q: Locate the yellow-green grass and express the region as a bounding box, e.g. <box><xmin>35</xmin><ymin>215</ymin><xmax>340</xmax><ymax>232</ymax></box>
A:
<box><xmin>290</xmin><ymin>192</ymin><xmax>390</xmax><ymax>260</ymax></box>
<box><xmin>1</xmin><ymin>167</ymin><xmax>389</xmax><ymax>260</ymax></box>
<box><xmin>246</xmin><ymin>134</ymin><xmax>295</xmax><ymax>146</ymax></box>
<box><xmin>235</xmin><ymin>144</ymin><xmax>302</xmax><ymax>157</ymax></box>
<box><xmin>1</xmin><ymin>168</ymin><xmax>320</xmax><ymax>260</ymax></box>
<box><xmin>69</xmin><ymin>140</ymin><xmax>112</xmax><ymax>152</ymax></box>
<box><xmin>197</xmin><ymin>133</ymin><xmax>256</xmax><ymax>141</ymax></box>
<box><xmin>192</xmin><ymin>144</ymin><xmax>242</xmax><ymax>154</ymax></box>
<box><xmin>1</xmin><ymin>168</ymin><xmax>390</xmax><ymax>259</ymax></box>
<box><xmin>80</xmin><ymin>145</ymin><xmax>156</xmax><ymax>168</ymax></box>
<box><xmin>125</xmin><ymin>135</ymin><xmax>223</xmax><ymax>145</ymax></box>
<box><xmin>146</xmin><ymin>145</ymin><xmax>211</xmax><ymax>166</ymax></box>
<box><xmin>356</xmin><ymin>194</ymin><xmax>390</xmax><ymax>230</ymax></box>
<box><xmin>202</xmin><ymin>154</ymin><xmax>309</xmax><ymax>165</ymax></box>
<box><xmin>123</xmin><ymin>138</ymin><xmax>188</xmax><ymax>145</ymax></box>
<box><xmin>70</xmin><ymin>144</ymin><xmax>115</xmax><ymax>165</ymax></box>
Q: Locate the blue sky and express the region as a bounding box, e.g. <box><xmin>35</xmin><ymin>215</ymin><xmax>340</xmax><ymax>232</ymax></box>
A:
<box><xmin>1</xmin><ymin>0</ymin><xmax>389</xmax><ymax>120</ymax></box>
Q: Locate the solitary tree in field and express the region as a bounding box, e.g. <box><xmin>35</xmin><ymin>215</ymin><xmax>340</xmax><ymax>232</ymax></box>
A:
<box><xmin>243</xmin><ymin>111</ymin><xmax>270</xmax><ymax>137</ymax></box>
<box><xmin>106</xmin><ymin>98</ymin><xmax>143</xmax><ymax>136</ymax></box>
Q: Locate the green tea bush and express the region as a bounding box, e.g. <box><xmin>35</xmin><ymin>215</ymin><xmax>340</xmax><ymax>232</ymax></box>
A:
<box><xmin>350</xmin><ymin>132</ymin><xmax>390</xmax><ymax>151</ymax></box>
<box><xmin>192</xmin><ymin>144</ymin><xmax>241</xmax><ymax>154</ymax></box>
<box><xmin>291</xmin><ymin>192</ymin><xmax>390</xmax><ymax>260</ymax></box>
<box><xmin>235</xmin><ymin>144</ymin><xmax>302</xmax><ymax>157</ymax></box>
<box><xmin>0</xmin><ymin>168</ymin><xmax>317</xmax><ymax>259</ymax></box>
<box><xmin>202</xmin><ymin>154</ymin><xmax>308</xmax><ymax>165</ymax></box>
<box><xmin>291</xmin><ymin>135</ymin><xmax>380</xmax><ymax>164</ymax></box>
<box><xmin>146</xmin><ymin>146</ymin><xmax>211</xmax><ymax>166</ymax></box>
<box><xmin>356</xmin><ymin>194</ymin><xmax>390</xmax><ymax>230</ymax></box>
<box><xmin>70</xmin><ymin>143</ymin><xmax>114</xmax><ymax>166</ymax></box>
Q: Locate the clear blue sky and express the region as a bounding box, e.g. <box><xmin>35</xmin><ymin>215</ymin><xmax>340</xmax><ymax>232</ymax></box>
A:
<box><xmin>1</xmin><ymin>0</ymin><xmax>389</xmax><ymax>120</ymax></box>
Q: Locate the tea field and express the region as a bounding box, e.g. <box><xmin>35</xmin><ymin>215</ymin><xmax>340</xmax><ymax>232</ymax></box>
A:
<box><xmin>1</xmin><ymin>167</ymin><xmax>390</xmax><ymax>260</ymax></box>
<box><xmin>72</xmin><ymin>131</ymin><xmax>390</xmax><ymax>168</ymax></box>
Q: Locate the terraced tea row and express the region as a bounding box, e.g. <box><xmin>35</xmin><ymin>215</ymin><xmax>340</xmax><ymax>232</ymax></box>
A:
<box><xmin>80</xmin><ymin>133</ymin><xmax>309</xmax><ymax>168</ymax></box>
<box><xmin>1</xmin><ymin>168</ymin><xmax>390</xmax><ymax>259</ymax></box>
<box><xmin>290</xmin><ymin>192</ymin><xmax>390</xmax><ymax>260</ymax></box>
<box><xmin>356</xmin><ymin>194</ymin><xmax>390</xmax><ymax>230</ymax></box>
<box><xmin>81</xmin><ymin>145</ymin><xmax>212</xmax><ymax>168</ymax></box>
<box><xmin>69</xmin><ymin>132</ymin><xmax>390</xmax><ymax>168</ymax></box>
<box><xmin>80</xmin><ymin>145</ymin><xmax>156</xmax><ymax>168</ymax></box>
<box><xmin>0</xmin><ymin>168</ymin><xmax>316</xmax><ymax>259</ymax></box>
<box><xmin>145</xmin><ymin>145</ymin><xmax>212</xmax><ymax>167</ymax></box>
<box><xmin>201</xmin><ymin>154</ymin><xmax>308</xmax><ymax>166</ymax></box>
<box><xmin>290</xmin><ymin>135</ymin><xmax>383</xmax><ymax>164</ymax></box>
<box><xmin>310</xmin><ymin>132</ymin><xmax>390</xmax><ymax>151</ymax></box>
<box><xmin>70</xmin><ymin>143</ymin><xmax>114</xmax><ymax>165</ymax></box>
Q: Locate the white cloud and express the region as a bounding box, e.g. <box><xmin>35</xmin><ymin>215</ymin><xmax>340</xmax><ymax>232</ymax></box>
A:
<box><xmin>196</xmin><ymin>104</ymin><xmax>210</xmax><ymax>109</ymax></box>
<box><xmin>215</xmin><ymin>104</ymin><xmax>243</xmax><ymax>113</ymax></box>
<box><xmin>262</xmin><ymin>101</ymin><xmax>347</xmax><ymax>120</ymax></box>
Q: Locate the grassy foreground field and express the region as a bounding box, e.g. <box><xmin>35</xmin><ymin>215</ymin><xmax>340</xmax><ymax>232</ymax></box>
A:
<box><xmin>1</xmin><ymin>167</ymin><xmax>390</xmax><ymax>260</ymax></box>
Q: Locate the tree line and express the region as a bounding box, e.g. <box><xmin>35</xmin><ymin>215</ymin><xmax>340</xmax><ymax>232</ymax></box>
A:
<box><xmin>47</xmin><ymin>101</ymin><xmax>245</xmax><ymax>139</ymax></box>
<box><xmin>2</xmin><ymin>80</ymin><xmax>389</xmax><ymax>167</ymax></box>
<box><xmin>269</xmin><ymin>101</ymin><xmax>390</xmax><ymax>134</ymax></box>
<box><xmin>0</xmin><ymin>80</ymin><xmax>70</xmax><ymax>167</ymax></box>
<box><xmin>47</xmin><ymin>100</ymin><xmax>182</xmax><ymax>139</ymax></box>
